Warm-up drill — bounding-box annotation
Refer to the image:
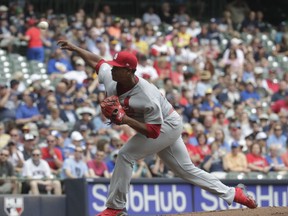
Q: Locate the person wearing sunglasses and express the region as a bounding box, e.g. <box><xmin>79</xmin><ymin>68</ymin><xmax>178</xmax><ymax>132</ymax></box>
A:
<box><xmin>21</xmin><ymin>148</ymin><xmax>62</xmax><ymax>195</ymax></box>
<box><xmin>0</xmin><ymin>149</ymin><xmax>18</xmax><ymax>194</ymax></box>
<box><xmin>61</xmin><ymin>146</ymin><xmax>90</xmax><ymax>179</ymax></box>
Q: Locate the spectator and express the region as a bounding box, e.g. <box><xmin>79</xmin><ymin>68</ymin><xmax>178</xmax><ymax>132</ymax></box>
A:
<box><xmin>22</xmin><ymin>148</ymin><xmax>62</xmax><ymax>195</ymax></box>
<box><xmin>281</xmin><ymin>142</ymin><xmax>288</xmax><ymax>167</ymax></box>
<box><xmin>0</xmin><ymin>83</ymin><xmax>16</xmax><ymax>122</ymax></box>
<box><xmin>15</xmin><ymin>90</ymin><xmax>42</xmax><ymax>126</ymax></box>
<box><xmin>106</xmin><ymin>149</ymin><xmax>118</xmax><ymax>176</ymax></box>
<box><xmin>61</xmin><ymin>146</ymin><xmax>90</xmax><ymax>179</ymax></box>
<box><xmin>7</xmin><ymin>141</ymin><xmax>24</xmax><ymax>174</ymax></box>
<box><xmin>271</xmin><ymin>95</ymin><xmax>288</xmax><ymax>113</ymax></box>
<box><xmin>246</xmin><ymin>142</ymin><xmax>271</xmax><ymax>173</ymax></box>
<box><xmin>74</xmin><ymin>106</ymin><xmax>95</xmax><ymax>132</ymax></box>
<box><xmin>255</xmin><ymin>131</ymin><xmax>268</xmax><ymax>155</ymax></box>
<box><xmin>63</xmin><ymin>131</ymin><xmax>84</xmax><ymax>158</ymax></box>
<box><xmin>213</xmin><ymin>129</ymin><xmax>230</xmax><ymax>153</ymax></box>
<box><xmin>21</xmin><ymin>18</ymin><xmax>45</xmax><ymax>62</ymax></box>
<box><xmin>266</xmin><ymin>123</ymin><xmax>287</xmax><ymax>153</ymax></box>
<box><xmin>41</xmin><ymin>135</ymin><xmax>63</xmax><ymax>176</ymax></box>
<box><xmin>87</xmin><ymin>150</ymin><xmax>110</xmax><ymax>178</ymax></box>
<box><xmin>223</xmin><ymin>141</ymin><xmax>250</xmax><ymax>173</ymax></box>
<box><xmin>190</xmin><ymin>133</ymin><xmax>211</xmax><ymax>166</ymax></box>
<box><xmin>148</xmin><ymin>154</ymin><xmax>174</xmax><ymax>178</ymax></box>
<box><xmin>202</xmin><ymin>142</ymin><xmax>226</xmax><ymax>177</ymax></box>
<box><xmin>266</xmin><ymin>145</ymin><xmax>288</xmax><ymax>172</ymax></box>
<box><xmin>132</xmin><ymin>159</ymin><xmax>152</xmax><ymax>178</ymax></box>
<box><xmin>271</xmin><ymin>81</ymin><xmax>288</xmax><ymax>102</ymax></box>
<box><xmin>142</xmin><ymin>6</ymin><xmax>161</xmax><ymax>26</ymax></box>
<box><xmin>47</xmin><ymin>48</ymin><xmax>73</xmax><ymax>76</ymax></box>
<box><xmin>0</xmin><ymin>122</ymin><xmax>10</xmax><ymax>149</ymax></box>
<box><xmin>0</xmin><ymin>149</ymin><xmax>17</xmax><ymax>194</ymax></box>
<box><xmin>22</xmin><ymin>133</ymin><xmax>36</xmax><ymax>160</ymax></box>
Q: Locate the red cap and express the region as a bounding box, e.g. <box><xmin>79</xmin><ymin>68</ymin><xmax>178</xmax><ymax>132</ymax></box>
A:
<box><xmin>105</xmin><ymin>51</ymin><xmax>138</xmax><ymax>70</ymax></box>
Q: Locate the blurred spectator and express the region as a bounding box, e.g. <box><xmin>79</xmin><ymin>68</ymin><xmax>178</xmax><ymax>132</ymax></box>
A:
<box><xmin>63</xmin><ymin>58</ymin><xmax>88</xmax><ymax>84</ymax></box>
<box><xmin>106</xmin><ymin>149</ymin><xmax>118</xmax><ymax>176</ymax></box>
<box><xmin>41</xmin><ymin>135</ymin><xmax>63</xmax><ymax>176</ymax></box>
<box><xmin>47</xmin><ymin>48</ymin><xmax>73</xmax><ymax>75</ymax></box>
<box><xmin>0</xmin><ymin>83</ymin><xmax>16</xmax><ymax>122</ymax></box>
<box><xmin>87</xmin><ymin>150</ymin><xmax>110</xmax><ymax>178</ymax></box>
<box><xmin>266</xmin><ymin>145</ymin><xmax>288</xmax><ymax>172</ymax></box>
<box><xmin>135</xmin><ymin>55</ymin><xmax>159</xmax><ymax>82</ymax></box>
<box><xmin>15</xmin><ymin>90</ymin><xmax>42</xmax><ymax>126</ymax></box>
<box><xmin>255</xmin><ymin>131</ymin><xmax>268</xmax><ymax>155</ymax></box>
<box><xmin>74</xmin><ymin>106</ymin><xmax>95</xmax><ymax>132</ymax></box>
<box><xmin>266</xmin><ymin>123</ymin><xmax>287</xmax><ymax>153</ymax></box>
<box><xmin>0</xmin><ymin>17</ymin><xmax>15</xmax><ymax>52</ymax></box>
<box><xmin>246</xmin><ymin>142</ymin><xmax>270</xmax><ymax>173</ymax></box>
<box><xmin>0</xmin><ymin>122</ymin><xmax>10</xmax><ymax>149</ymax></box>
<box><xmin>7</xmin><ymin>141</ymin><xmax>24</xmax><ymax>174</ymax></box>
<box><xmin>132</xmin><ymin>159</ymin><xmax>152</xmax><ymax>178</ymax></box>
<box><xmin>226</xmin><ymin>0</ymin><xmax>250</xmax><ymax>30</ymax></box>
<box><xmin>202</xmin><ymin>142</ymin><xmax>226</xmax><ymax>177</ymax></box>
<box><xmin>22</xmin><ymin>133</ymin><xmax>36</xmax><ymax>160</ymax></box>
<box><xmin>148</xmin><ymin>155</ymin><xmax>174</xmax><ymax>178</ymax></box>
<box><xmin>0</xmin><ymin>149</ymin><xmax>17</xmax><ymax>194</ymax></box>
<box><xmin>159</xmin><ymin>2</ymin><xmax>173</xmax><ymax>24</ymax></box>
<box><xmin>142</xmin><ymin>6</ymin><xmax>161</xmax><ymax>26</ymax></box>
<box><xmin>63</xmin><ymin>131</ymin><xmax>84</xmax><ymax>158</ymax></box>
<box><xmin>22</xmin><ymin>148</ymin><xmax>62</xmax><ymax>195</ymax></box>
<box><xmin>21</xmin><ymin>18</ymin><xmax>44</xmax><ymax>62</ymax></box>
<box><xmin>271</xmin><ymin>81</ymin><xmax>288</xmax><ymax>102</ymax></box>
<box><xmin>223</xmin><ymin>141</ymin><xmax>250</xmax><ymax>173</ymax></box>
<box><xmin>190</xmin><ymin>133</ymin><xmax>211</xmax><ymax>166</ymax></box>
<box><xmin>61</xmin><ymin>146</ymin><xmax>90</xmax><ymax>179</ymax></box>
<box><xmin>281</xmin><ymin>142</ymin><xmax>288</xmax><ymax>167</ymax></box>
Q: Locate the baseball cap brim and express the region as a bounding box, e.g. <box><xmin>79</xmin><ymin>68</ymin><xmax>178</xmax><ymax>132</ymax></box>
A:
<box><xmin>105</xmin><ymin>60</ymin><xmax>127</xmax><ymax>68</ymax></box>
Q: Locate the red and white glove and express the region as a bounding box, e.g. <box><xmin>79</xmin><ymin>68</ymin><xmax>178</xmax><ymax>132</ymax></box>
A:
<box><xmin>100</xmin><ymin>95</ymin><xmax>126</xmax><ymax>125</ymax></box>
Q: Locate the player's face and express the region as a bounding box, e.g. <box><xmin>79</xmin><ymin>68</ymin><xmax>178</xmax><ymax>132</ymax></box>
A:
<box><xmin>111</xmin><ymin>66</ymin><xmax>130</xmax><ymax>82</ymax></box>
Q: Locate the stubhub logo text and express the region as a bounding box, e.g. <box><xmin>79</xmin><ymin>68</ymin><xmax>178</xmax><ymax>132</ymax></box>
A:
<box><xmin>87</xmin><ymin>184</ymin><xmax>193</xmax><ymax>215</ymax></box>
<box><xmin>194</xmin><ymin>185</ymin><xmax>288</xmax><ymax>212</ymax></box>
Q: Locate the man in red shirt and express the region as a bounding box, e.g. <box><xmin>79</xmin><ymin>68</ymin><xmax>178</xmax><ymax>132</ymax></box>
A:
<box><xmin>271</xmin><ymin>94</ymin><xmax>288</xmax><ymax>113</ymax></box>
<box><xmin>22</xmin><ymin>18</ymin><xmax>44</xmax><ymax>62</ymax></box>
<box><xmin>41</xmin><ymin>134</ymin><xmax>63</xmax><ymax>176</ymax></box>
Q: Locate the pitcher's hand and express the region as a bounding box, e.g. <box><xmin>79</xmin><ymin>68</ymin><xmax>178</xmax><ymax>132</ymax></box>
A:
<box><xmin>57</xmin><ymin>40</ymin><xmax>77</xmax><ymax>51</ymax></box>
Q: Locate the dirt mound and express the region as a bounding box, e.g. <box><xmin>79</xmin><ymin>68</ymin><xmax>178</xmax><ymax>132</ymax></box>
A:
<box><xmin>166</xmin><ymin>207</ymin><xmax>288</xmax><ymax>216</ymax></box>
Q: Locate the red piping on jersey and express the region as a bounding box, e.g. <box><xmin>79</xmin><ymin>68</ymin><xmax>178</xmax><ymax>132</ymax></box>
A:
<box><xmin>124</xmin><ymin>96</ymin><xmax>130</xmax><ymax>107</ymax></box>
<box><xmin>146</xmin><ymin>124</ymin><xmax>161</xmax><ymax>139</ymax></box>
<box><xmin>95</xmin><ymin>59</ymin><xmax>105</xmax><ymax>74</ymax></box>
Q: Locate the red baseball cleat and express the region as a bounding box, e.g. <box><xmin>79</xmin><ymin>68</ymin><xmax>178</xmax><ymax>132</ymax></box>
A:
<box><xmin>234</xmin><ymin>184</ymin><xmax>257</xmax><ymax>209</ymax></box>
<box><xmin>96</xmin><ymin>208</ymin><xmax>127</xmax><ymax>216</ymax></box>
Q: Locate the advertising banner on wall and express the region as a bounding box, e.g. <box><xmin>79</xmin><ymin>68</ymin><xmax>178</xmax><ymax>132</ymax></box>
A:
<box><xmin>87</xmin><ymin>183</ymin><xmax>193</xmax><ymax>215</ymax></box>
<box><xmin>193</xmin><ymin>185</ymin><xmax>288</xmax><ymax>212</ymax></box>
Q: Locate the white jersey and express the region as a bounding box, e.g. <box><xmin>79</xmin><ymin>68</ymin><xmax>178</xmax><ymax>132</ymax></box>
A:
<box><xmin>98</xmin><ymin>62</ymin><xmax>175</xmax><ymax>124</ymax></box>
<box><xmin>22</xmin><ymin>158</ymin><xmax>51</xmax><ymax>179</ymax></box>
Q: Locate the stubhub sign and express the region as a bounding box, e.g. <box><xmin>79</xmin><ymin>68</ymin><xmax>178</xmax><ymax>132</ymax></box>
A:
<box><xmin>194</xmin><ymin>185</ymin><xmax>288</xmax><ymax>212</ymax></box>
<box><xmin>87</xmin><ymin>183</ymin><xmax>193</xmax><ymax>215</ymax></box>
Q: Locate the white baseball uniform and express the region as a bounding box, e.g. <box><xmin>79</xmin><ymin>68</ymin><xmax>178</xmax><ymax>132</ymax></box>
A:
<box><xmin>97</xmin><ymin>62</ymin><xmax>235</xmax><ymax>209</ymax></box>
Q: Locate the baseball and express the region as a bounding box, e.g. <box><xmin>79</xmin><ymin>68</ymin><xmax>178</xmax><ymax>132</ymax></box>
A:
<box><xmin>38</xmin><ymin>21</ymin><xmax>49</xmax><ymax>30</ymax></box>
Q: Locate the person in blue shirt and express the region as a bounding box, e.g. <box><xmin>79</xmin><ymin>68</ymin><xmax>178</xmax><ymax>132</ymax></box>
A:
<box><xmin>200</xmin><ymin>88</ymin><xmax>221</xmax><ymax>114</ymax></box>
<box><xmin>47</xmin><ymin>48</ymin><xmax>73</xmax><ymax>75</ymax></box>
<box><xmin>240</xmin><ymin>80</ymin><xmax>260</xmax><ymax>104</ymax></box>
<box><xmin>15</xmin><ymin>90</ymin><xmax>42</xmax><ymax>126</ymax></box>
<box><xmin>267</xmin><ymin>124</ymin><xmax>287</xmax><ymax>154</ymax></box>
<box><xmin>61</xmin><ymin>146</ymin><xmax>90</xmax><ymax>179</ymax></box>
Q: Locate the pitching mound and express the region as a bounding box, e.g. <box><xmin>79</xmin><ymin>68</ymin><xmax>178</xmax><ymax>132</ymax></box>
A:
<box><xmin>166</xmin><ymin>207</ymin><xmax>288</xmax><ymax>216</ymax></box>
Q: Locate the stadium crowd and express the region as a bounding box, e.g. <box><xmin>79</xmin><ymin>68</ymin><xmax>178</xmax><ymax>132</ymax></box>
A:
<box><xmin>0</xmin><ymin>0</ymin><xmax>288</xmax><ymax>195</ymax></box>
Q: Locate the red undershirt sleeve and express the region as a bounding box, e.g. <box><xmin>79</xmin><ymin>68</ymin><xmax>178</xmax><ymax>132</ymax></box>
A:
<box><xmin>146</xmin><ymin>124</ymin><xmax>161</xmax><ymax>139</ymax></box>
<box><xmin>95</xmin><ymin>59</ymin><xmax>105</xmax><ymax>74</ymax></box>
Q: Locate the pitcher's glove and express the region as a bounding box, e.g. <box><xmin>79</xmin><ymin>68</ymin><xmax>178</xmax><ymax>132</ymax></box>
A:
<box><xmin>100</xmin><ymin>96</ymin><xmax>126</xmax><ymax>125</ymax></box>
